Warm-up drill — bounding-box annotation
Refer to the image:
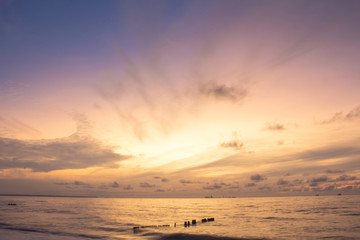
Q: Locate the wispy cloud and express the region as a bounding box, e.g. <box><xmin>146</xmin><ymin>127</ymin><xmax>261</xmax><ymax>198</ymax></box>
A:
<box><xmin>139</xmin><ymin>182</ymin><xmax>156</xmax><ymax>188</ymax></box>
<box><xmin>0</xmin><ymin>116</ymin><xmax>42</xmax><ymax>139</ymax></box>
<box><xmin>220</xmin><ymin>140</ymin><xmax>243</xmax><ymax>150</ymax></box>
<box><xmin>53</xmin><ymin>181</ymin><xmax>93</xmax><ymax>188</ymax></box>
<box><xmin>264</xmin><ymin>122</ymin><xmax>286</xmax><ymax>131</ymax></box>
<box><xmin>203</xmin><ymin>183</ymin><xmax>222</xmax><ymax>190</ymax></box>
<box><xmin>321</xmin><ymin>105</ymin><xmax>360</xmax><ymax>124</ymax></box>
<box><xmin>325</xmin><ymin>169</ymin><xmax>345</xmax><ymax>174</ymax></box>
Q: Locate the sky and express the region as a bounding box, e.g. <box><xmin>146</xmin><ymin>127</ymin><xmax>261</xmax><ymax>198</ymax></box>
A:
<box><xmin>0</xmin><ymin>0</ymin><xmax>360</xmax><ymax>197</ymax></box>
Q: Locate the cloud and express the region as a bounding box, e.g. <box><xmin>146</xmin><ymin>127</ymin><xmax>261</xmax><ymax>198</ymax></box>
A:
<box><xmin>295</xmin><ymin>146</ymin><xmax>360</xmax><ymax>162</ymax></box>
<box><xmin>153</xmin><ymin>176</ymin><xmax>168</xmax><ymax>182</ymax></box>
<box><xmin>199</xmin><ymin>83</ymin><xmax>247</xmax><ymax>102</ymax></box>
<box><xmin>277</xmin><ymin>179</ymin><xmax>289</xmax><ymax>185</ymax></box>
<box><xmin>203</xmin><ymin>183</ymin><xmax>222</xmax><ymax>190</ymax></box>
<box><xmin>339</xmin><ymin>186</ymin><xmax>353</xmax><ymax>190</ymax></box>
<box><xmin>250</xmin><ymin>174</ymin><xmax>267</xmax><ymax>182</ymax></box>
<box><xmin>139</xmin><ymin>182</ymin><xmax>156</xmax><ymax>188</ymax></box>
<box><xmin>325</xmin><ymin>169</ymin><xmax>345</xmax><ymax>174</ymax></box>
<box><xmin>220</xmin><ymin>140</ymin><xmax>243</xmax><ymax>150</ymax></box>
<box><xmin>308</xmin><ymin>175</ymin><xmax>328</xmax><ymax>187</ymax></box>
<box><xmin>258</xmin><ymin>185</ymin><xmax>272</xmax><ymax>191</ymax></box>
<box><xmin>345</xmin><ymin>106</ymin><xmax>360</xmax><ymax>120</ymax></box>
<box><xmin>155</xmin><ymin>189</ymin><xmax>165</xmax><ymax>192</ymax></box>
<box><xmin>335</xmin><ymin>175</ymin><xmax>357</xmax><ymax>181</ymax></box>
<box><xmin>245</xmin><ymin>183</ymin><xmax>256</xmax><ymax>188</ymax></box>
<box><xmin>179</xmin><ymin>179</ymin><xmax>193</xmax><ymax>184</ymax></box>
<box><xmin>323</xmin><ymin>185</ymin><xmax>335</xmax><ymax>191</ymax></box>
<box><xmin>321</xmin><ymin>105</ymin><xmax>360</xmax><ymax>124</ymax></box>
<box><xmin>264</xmin><ymin>122</ymin><xmax>286</xmax><ymax>131</ymax></box>
<box><xmin>53</xmin><ymin>181</ymin><xmax>93</xmax><ymax>188</ymax></box>
<box><xmin>0</xmin><ymin>134</ymin><xmax>130</xmax><ymax>172</ymax></box>
<box><xmin>0</xmin><ymin>116</ymin><xmax>42</xmax><ymax>139</ymax></box>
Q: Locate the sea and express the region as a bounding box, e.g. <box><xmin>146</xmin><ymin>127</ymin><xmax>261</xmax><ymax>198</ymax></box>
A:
<box><xmin>0</xmin><ymin>195</ymin><xmax>359</xmax><ymax>240</ymax></box>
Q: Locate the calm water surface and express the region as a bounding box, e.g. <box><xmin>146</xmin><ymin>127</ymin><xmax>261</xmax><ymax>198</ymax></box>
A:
<box><xmin>0</xmin><ymin>195</ymin><xmax>359</xmax><ymax>239</ymax></box>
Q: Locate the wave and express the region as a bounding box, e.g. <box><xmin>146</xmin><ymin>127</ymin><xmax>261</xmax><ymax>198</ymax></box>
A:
<box><xmin>263</xmin><ymin>216</ymin><xmax>296</xmax><ymax>221</ymax></box>
<box><xmin>155</xmin><ymin>233</ymin><xmax>268</xmax><ymax>240</ymax></box>
<box><xmin>0</xmin><ymin>222</ymin><xmax>104</xmax><ymax>239</ymax></box>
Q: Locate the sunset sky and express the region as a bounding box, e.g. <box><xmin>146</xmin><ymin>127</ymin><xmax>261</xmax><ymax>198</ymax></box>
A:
<box><xmin>1</xmin><ymin>0</ymin><xmax>360</xmax><ymax>197</ymax></box>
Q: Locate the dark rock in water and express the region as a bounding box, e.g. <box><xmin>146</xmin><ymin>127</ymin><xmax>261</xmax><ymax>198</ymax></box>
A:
<box><xmin>202</xmin><ymin>218</ymin><xmax>207</xmax><ymax>223</ymax></box>
<box><xmin>184</xmin><ymin>221</ymin><xmax>188</xmax><ymax>227</ymax></box>
<box><xmin>8</xmin><ymin>203</ymin><xmax>16</xmax><ymax>206</ymax></box>
<box><xmin>192</xmin><ymin>219</ymin><xmax>197</xmax><ymax>225</ymax></box>
<box><xmin>207</xmin><ymin>217</ymin><xmax>214</xmax><ymax>222</ymax></box>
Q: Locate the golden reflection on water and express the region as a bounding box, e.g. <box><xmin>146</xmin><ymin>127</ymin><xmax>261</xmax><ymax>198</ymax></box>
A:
<box><xmin>1</xmin><ymin>196</ymin><xmax>359</xmax><ymax>239</ymax></box>
<box><xmin>88</xmin><ymin>196</ymin><xmax>360</xmax><ymax>239</ymax></box>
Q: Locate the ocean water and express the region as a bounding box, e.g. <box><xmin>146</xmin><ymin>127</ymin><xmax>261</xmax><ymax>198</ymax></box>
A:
<box><xmin>0</xmin><ymin>195</ymin><xmax>359</xmax><ymax>240</ymax></box>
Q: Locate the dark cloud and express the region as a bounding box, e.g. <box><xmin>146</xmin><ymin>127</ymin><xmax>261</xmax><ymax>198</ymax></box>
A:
<box><xmin>220</xmin><ymin>140</ymin><xmax>243</xmax><ymax>150</ymax></box>
<box><xmin>153</xmin><ymin>176</ymin><xmax>168</xmax><ymax>182</ymax></box>
<box><xmin>323</xmin><ymin>185</ymin><xmax>335</xmax><ymax>191</ymax></box>
<box><xmin>308</xmin><ymin>176</ymin><xmax>329</xmax><ymax>186</ymax></box>
<box><xmin>325</xmin><ymin>169</ymin><xmax>345</xmax><ymax>174</ymax></box>
<box><xmin>203</xmin><ymin>183</ymin><xmax>222</xmax><ymax>190</ymax></box>
<box><xmin>199</xmin><ymin>83</ymin><xmax>247</xmax><ymax>102</ymax></box>
<box><xmin>293</xmin><ymin>179</ymin><xmax>304</xmax><ymax>185</ymax></box>
<box><xmin>258</xmin><ymin>185</ymin><xmax>272</xmax><ymax>191</ymax></box>
<box><xmin>264</xmin><ymin>122</ymin><xmax>286</xmax><ymax>131</ymax></box>
<box><xmin>335</xmin><ymin>175</ymin><xmax>357</xmax><ymax>181</ymax></box>
<box><xmin>139</xmin><ymin>182</ymin><xmax>156</xmax><ymax>188</ymax></box>
<box><xmin>112</xmin><ymin>181</ymin><xmax>119</xmax><ymax>188</ymax></box>
<box><xmin>250</xmin><ymin>174</ymin><xmax>267</xmax><ymax>182</ymax></box>
<box><xmin>179</xmin><ymin>179</ymin><xmax>193</xmax><ymax>184</ymax></box>
<box><xmin>0</xmin><ymin>135</ymin><xmax>130</xmax><ymax>172</ymax></box>
<box><xmin>277</xmin><ymin>179</ymin><xmax>289</xmax><ymax>185</ymax></box>
<box><xmin>53</xmin><ymin>181</ymin><xmax>93</xmax><ymax>188</ymax></box>
<box><xmin>245</xmin><ymin>183</ymin><xmax>256</xmax><ymax>187</ymax></box>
